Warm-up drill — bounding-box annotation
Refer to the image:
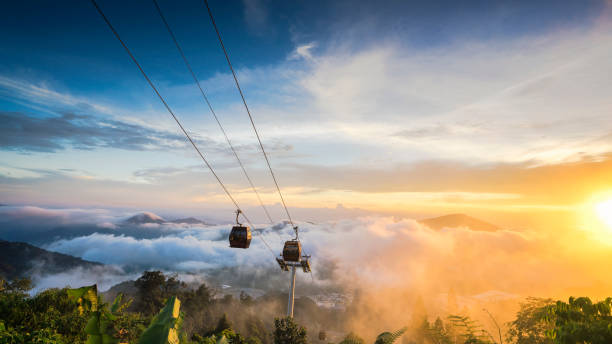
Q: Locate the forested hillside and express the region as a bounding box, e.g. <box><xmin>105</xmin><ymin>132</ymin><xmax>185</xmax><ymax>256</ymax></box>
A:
<box><xmin>0</xmin><ymin>240</ymin><xmax>102</xmax><ymax>280</ymax></box>
<box><xmin>2</xmin><ymin>271</ymin><xmax>611</xmax><ymax>343</ymax></box>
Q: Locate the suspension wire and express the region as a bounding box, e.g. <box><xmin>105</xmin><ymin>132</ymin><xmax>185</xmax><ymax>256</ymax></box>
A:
<box><xmin>151</xmin><ymin>0</ymin><xmax>276</xmax><ymax>227</ymax></box>
<box><xmin>89</xmin><ymin>0</ymin><xmax>276</xmax><ymax>255</ymax></box>
<box><xmin>202</xmin><ymin>1</ymin><xmax>314</xmax><ymax>282</ymax></box>
<box><xmin>203</xmin><ymin>0</ymin><xmax>298</xmax><ymax>238</ymax></box>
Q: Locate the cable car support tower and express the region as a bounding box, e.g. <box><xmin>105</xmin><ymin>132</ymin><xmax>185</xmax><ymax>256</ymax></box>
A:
<box><xmin>276</xmin><ymin>226</ymin><xmax>311</xmax><ymax>317</ymax></box>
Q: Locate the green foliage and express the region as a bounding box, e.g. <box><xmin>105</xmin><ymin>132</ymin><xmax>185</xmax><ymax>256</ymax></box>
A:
<box><xmin>273</xmin><ymin>317</ymin><xmax>307</xmax><ymax>344</ymax></box>
<box><xmin>447</xmin><ymin>315</ymin><xmax>494</xmax><ymax>344</ymax></box>
<box><xmin>506</xmin><ymin>297</ymin><xmax>554</xmax><ymax>344</ymax></box>
<box><xmin>427</xmin><ymin>317</ymin><xmax>453</xmax><ymax>344</ymax></box>
<box><xmin>67</xmin><ymin>284</ymin><xmax>99</xmax><ymax>313</ymax></box>
<box><xmin>374</xmin><ymin>327</ymin><xmax>407</xmax><ymax>344</ymax></box>
<box><xmin>215</xmin><ymin>314</ymin><xmax>232</xmax><ymax>334</ymax></box>
<box><xmin>134</xmin><ymin>271</ymin><xmax>169</xmax><ymax>316</ymax></box>
<box><xmin>544</xmin><ymin>296</ymin><xmax>612</xmax><ymax>344</ymax></box>
<box><xmin>411</xmin><ymin>315</ymin><xmax>496</xmax><ymax>344</ymax></box>
<box><xmin>138</xmin><ymin>296</ymin><xmax>183</xmax><ymax>344</ymax></box>
<box><xmin>243</xmin><ymin>316</ymin><xmax>268</xmax><ymax>344</ymax></box>
<box><xmin>9</xmin><ymin>269</ymin><xmax>612</xmax><ymax>344</ymax></box>
<box><xmin>0</xmin><ymin>279</ymin><xmax>88</xmax><ymax>343</ymax></box>
<box><xmin>0</xmin><ymin>320</ymin><xmax>64</xmax><ymax>344</ymax></box>
<box><xmin>67</xmin><ymin>285</ymin><xmax>136</xmax><ymax>344</ymax></box>
<box><xmin>339</xmin><ymin>331</ymin><xmax>365</xmax><ymax>344</ymax></box>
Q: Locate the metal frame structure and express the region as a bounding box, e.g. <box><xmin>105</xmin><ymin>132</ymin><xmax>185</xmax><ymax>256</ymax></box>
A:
<box><xmin>276</xmin><ymin>255</ymin><xmax>311</xmax><ymax>317</ymax></box>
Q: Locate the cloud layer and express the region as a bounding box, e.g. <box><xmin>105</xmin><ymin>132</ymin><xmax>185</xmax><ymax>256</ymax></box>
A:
<box><xmin>2</xmin><ymin>205</ymin><xmax>611</xmax><ymax>302</ymax></box>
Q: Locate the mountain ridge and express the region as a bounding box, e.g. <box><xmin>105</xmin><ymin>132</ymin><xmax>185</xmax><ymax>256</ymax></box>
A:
<box><xmin>0</xmin><ymin>239</ymin><xmax>103</xmax><ymax>280</ymax></box>
<box><xmin>419</xmin><ymin>213</ymin><xmax>499</xmax><ymax>231</ymax></box>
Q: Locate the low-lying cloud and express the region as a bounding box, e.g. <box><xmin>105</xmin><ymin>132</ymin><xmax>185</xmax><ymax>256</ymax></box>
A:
<box><xmin>2</xmin><ymin>205</ymin><xmax>611</xmax><ymax>304</ymax></box>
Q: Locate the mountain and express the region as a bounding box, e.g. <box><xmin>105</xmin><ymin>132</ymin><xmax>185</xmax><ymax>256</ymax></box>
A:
<box><xmin>169</xmin><ymin>217</ymin><xmax>211</xmax><ymax>225</ymax></box>
<box><xmin>123</xmin><ymin>212</ymin><xmax>165</xmax><ymax>225</ymax></box>
<box><xmin>419</xmin><ymin>213</ymin><xmax>499</xmax><ymax>232</ymax></box>
<box><xmin>0</xmin><ymin>240</ymin><xmax>102</xmax><ymax>280</ymax></box>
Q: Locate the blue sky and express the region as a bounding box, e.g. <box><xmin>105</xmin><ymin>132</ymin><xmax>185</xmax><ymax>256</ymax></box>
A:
<box><xmin>1</xmin><ymin>0</ymin><xmax>612</xmax><ymax>226</ymax></box>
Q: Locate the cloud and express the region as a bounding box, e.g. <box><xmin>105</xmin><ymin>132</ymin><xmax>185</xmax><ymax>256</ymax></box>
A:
<box><xmin>289</xmin><ymin>43</ymin><xmax>317</xmax><ymax>61</ymax></box>
<box><xmin>44</xmin><ymin>233</ymin><xmax>248</xmax><ymax>270</ymax></box>
<box><xmin>28</xmin><ymin>265</ymin><xmax>135</xmax><ymax>294</ymax></box>
<box><xmin>193</xmin><ymin>22</ymin><xmax>612</xmax><ymax>169</ymax></box>
<box><xmin>0</xmin><ymin>75</ymin><xmax>113</xmax><ymax>116</ymax></box>
<box><xmin>0</xmin><ymin>205</ymin><xmax>115</xmax><ymax>230</ymax></box>
<box><xmin>3</xmin><ymin>205</ymin><xmax>611</xmax><ymax>299</ymax></box>
<box><xmin>3</xmin><ymin>203</ymin><xmax>612</xmax><ymax>338</ymax></box>
<box><xmin>0</xmin><ymin>111</ymin><xmax>192</xmax><ymax>152</ymax></box>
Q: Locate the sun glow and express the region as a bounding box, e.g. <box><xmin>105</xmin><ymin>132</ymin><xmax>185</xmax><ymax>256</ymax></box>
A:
<box><xmin>578</xmin><ymin>193</ymin><xmax>612</xmax><ymax>244</ymax></box>
<box><xmin>596</xmin><ymin>199</ymin><xmax>612</xmax><ymax>230</ymax></box>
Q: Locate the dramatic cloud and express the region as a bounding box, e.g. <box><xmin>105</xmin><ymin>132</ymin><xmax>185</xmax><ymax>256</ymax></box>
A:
<box><xmin>0</xmin><ymin>112</ymin><xmax>190</xmax><ymax>152</ymax></box>
<box><xmin>3</xmin><ymin>206</ymin><xmax>611</xmax><ymax>301</ymax></box>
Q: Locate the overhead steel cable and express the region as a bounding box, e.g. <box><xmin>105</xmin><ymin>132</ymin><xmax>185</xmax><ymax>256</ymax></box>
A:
<box><xmin>89</xmin><ymin>0</ymin><xmax>275</xmax><ymax>255</ymax></box>
<box><xmin>203</xmin><ymin>0</ymin><xmax>297</xmax><ymax>236</ymax></box>
<box><xmin>151</xmin><ymin>0</ymin><xmax>275</xmax><ymax>226</ymax></box>
<box><xmin>203</xmin><ymin>1</ymin><xmax>314</xmax><ymax>283</ymax></box>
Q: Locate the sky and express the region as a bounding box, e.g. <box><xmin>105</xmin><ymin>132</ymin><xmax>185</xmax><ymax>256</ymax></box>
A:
<box><xmin>1</xmin><ymin>0</ymin><xmax>612</xmax><ymax>234</ymax></box>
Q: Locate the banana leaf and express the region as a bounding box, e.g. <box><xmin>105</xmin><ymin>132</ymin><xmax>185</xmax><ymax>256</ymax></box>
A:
<box><xmin>137</xmin><ymin>296</ymin><xmax>182</xmax><ymax>344</ymax></box>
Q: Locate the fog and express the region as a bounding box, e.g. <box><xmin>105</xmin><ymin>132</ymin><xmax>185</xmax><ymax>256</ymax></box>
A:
<box><xmin>2</xmin><ymin>205</ymin><xmax>611</xmax><ymax>339</ymax></box>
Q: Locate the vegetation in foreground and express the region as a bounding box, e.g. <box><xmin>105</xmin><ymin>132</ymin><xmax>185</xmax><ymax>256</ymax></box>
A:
<box><xmin>1</xmin><ymin>273</ymin><xmax>611</xmax><ymax>344</ymax></box>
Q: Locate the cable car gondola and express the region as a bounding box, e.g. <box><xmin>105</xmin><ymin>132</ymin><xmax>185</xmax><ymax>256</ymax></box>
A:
<box><xmin>282</xmin><ymin>239</ymin><xmax>301</xmax><ymax>262</ymax></box>
<box><xmin>229</xmin><ymin>210</ymin><xmax>251</xmax><ymax>249</ymax></box>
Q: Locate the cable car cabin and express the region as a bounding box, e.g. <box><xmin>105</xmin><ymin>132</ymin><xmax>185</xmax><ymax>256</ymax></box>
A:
<box><xmin>282</xmin><ymin>240</ymin><xmax>301</xmax><ymax>262</ymax></box>
<box><xmin>229</xmin><ymin>225</ymin><xmax>251</xmax><ymax>249</ymax></box>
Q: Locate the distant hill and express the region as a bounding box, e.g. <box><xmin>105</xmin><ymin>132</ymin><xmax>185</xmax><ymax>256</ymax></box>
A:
<box><xmin>0</xmin><ymin>240</ymin><xmax>102</xmax><ymax>280</ymax></box>
<box><xmin>123</xmin><ymin>212</ymin><xmax>165</xmax><ymax>225</ymax></box>
<box><xmin>169</xmin><ymin>217</ymin><xmax>211</xmax><ymax>225</ymax></box>
<box><xmin>123</xmin><ymin>213</ymin><xmax>211</xmax><ymax>226</ymax></box>
<box><xmin>419</xmin><ymin>214</ymin><xmax>498</xmax><ymax>231</ymax></box>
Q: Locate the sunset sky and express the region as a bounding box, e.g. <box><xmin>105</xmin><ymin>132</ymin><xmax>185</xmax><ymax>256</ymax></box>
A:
<box><xmin>1</xmin><ymin>0</ymin><xmax>612</xmax><ymax>232</ymax></box>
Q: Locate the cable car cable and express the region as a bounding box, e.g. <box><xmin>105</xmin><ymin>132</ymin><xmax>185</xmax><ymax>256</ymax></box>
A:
<box><xmin>203</xmin><ymin>0</ymin><xmax>297</xmax><ymax>234</ymax></box>
<box><xmin>151</xmin><ymin>0</ymin><xmax>275</xmax><ymax>226</ymax></box>
<box><xmin>203</xmin><ymin>1</ymin><xmax>315</xmax><ymax>280</ymax></box>
<box><xmin>89</xmin><ymin>0</ymin><xmax>276</xmax><ymax>256</ymax></box>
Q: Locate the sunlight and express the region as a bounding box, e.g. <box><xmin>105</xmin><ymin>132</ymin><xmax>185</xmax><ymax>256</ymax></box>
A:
<box><xmin>578</xmin><ymin>192</ymin><xmax>612</xmax><ymax>244</ymax></box>
<box><xmin>596</xmin><ymin>199</ymin><xmax>612</xmax><ymax>230</ymax></box>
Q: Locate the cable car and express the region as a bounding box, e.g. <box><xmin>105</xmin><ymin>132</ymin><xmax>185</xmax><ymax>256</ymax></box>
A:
<box><xmin>229</xmin><ymin>225</ymin><xmax>251</xmax><ymax>248</ymax></box>
<box><xmin>282</xmin><ymin>240</ymin><xmax>301</xmax><ymax>262</ymax></box>
<box><xmin>229</xmin><ymin>210</ymin><xmax>251</xmax><ymax>249</ymax></box>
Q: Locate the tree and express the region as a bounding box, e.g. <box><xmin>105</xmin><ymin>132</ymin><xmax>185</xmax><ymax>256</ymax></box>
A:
<box><xmin>0</xmin><ymin>285</ymin><xmax>88</xmax><ymax>343</ymax></box>
<box><xmin>273</xmin><ymin>317</ymin><xmax>308</xmax><ymax>344</ymax></box>
<box><xmin>447</xmin><ymin>315</ymin><xmax>493</xmax><ymax>344</ymax></box>
<box><xmin>135</xmin><ymin>271</ymin><xmax>168</xmax><ymax>315</ymax></box>
<box><xmin>215</xmin><ymin>314</ymin><xmax>233</xmax><ymax>334</ymax></box>
<box><xmin>544</xmin><ymin>297</ymin><xmax>612</xmax><ymax>344</ymax></box>
<box><xmin>240</xmin><ymin>291</ymin><xmax>254</xmax><ymax>306</ymax></box>
<box><xmin>506</xmin><ymin>297</ymin><xmax>554</xmax><ymax>344</ymax></box>
<box><xmin>339</xmin><ymin>331</ymin><xmax>365</xmax><ymax>344</ymax></box>
<box><xmin>0</xmin><ymin>278</ymin><xmax>32</xmax><ymax>295</ymax></box>
<box><xmin>428</xmin><ymin>317</ymin><xmax>453</xmax><ymax>344</ymax></box>
<box><xmin>244</xmin><ymin>316</ymin><xmax>269</xmax><ymax>344</ymax></box>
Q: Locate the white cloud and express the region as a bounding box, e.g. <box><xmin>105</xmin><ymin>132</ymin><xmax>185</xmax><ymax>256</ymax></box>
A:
<box><xmin>29</xmin><ymin>265</ymin><xmax>135</xmax><ymax>294</ymax></box>
<box><xmin>17</xmin><ymin>207</ymin><xmax>606</xmax><ymax>298</ymax></box>
<box><xmin>202</xmin><ymin>26</ymin><xmax>612</xmax><ymax>167</ymax></box>
<box><xmin>289</xmin><ymin>43</ymin><xmax>317</xmax><ymax>61</ymax></box>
